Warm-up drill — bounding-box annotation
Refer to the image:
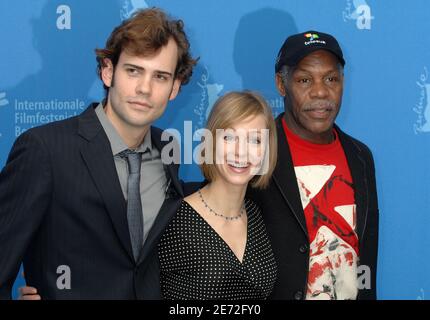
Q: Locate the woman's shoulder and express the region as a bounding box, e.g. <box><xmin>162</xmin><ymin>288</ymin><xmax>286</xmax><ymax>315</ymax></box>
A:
<box><xmin>244</xmin><ymin>198</ymin><xmax>267</xmax><ymax>226</ymax></box>
<box><xmin>174</xmin><ymin>198</ymin><xmax>198</xmax><ymax>218</ymax></box>
<box><xmin>181</xmin><ymin>191</ymin><xmax>201</xmax><ymax>211</ymax></box>
<box><xmin>161</xmin><ymin>200</ymin><xmax>199</xmax><ymax>242</ymax></box>
<box><xmin>172</xmin><ymin>196</ymin><xmax>208</xmax><ymax>227</ymax></box>
<box><xmin>244</xmin><ymin>198</ymin><xmax>261</xmax><ymax>214</ymax></box>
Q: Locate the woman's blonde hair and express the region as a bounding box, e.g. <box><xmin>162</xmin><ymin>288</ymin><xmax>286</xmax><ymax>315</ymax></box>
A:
<box><xmin>200</xmin><ymin>91</ymin><xmax>277</xmax><ymax>189</ymax></box>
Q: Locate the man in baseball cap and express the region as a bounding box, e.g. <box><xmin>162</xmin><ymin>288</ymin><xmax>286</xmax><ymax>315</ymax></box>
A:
<box><xmin>247</xmin><ymin>30</ymin><xmax>379</xmax><ymax>300</ymax></box>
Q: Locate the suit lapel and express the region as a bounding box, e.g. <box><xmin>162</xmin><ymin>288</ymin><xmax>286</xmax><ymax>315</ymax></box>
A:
<box><xmin>137</xmin><ymin>127</ymin><xmax>184</xmax><ymax>265</ymax></box>
<box><xmin>78</xmin><ymin>104</ymin><xmax>134</xmax><ymax>261</ymax></box>
<box><xmin>273</xmin><ymin>115</ymin><xmax>369</xmax><ymax>241</ymax></box>
<box><xmin>336</xmin><ymin>125</ymin><xmax>369</xmax><ymax>241</ymax></box>
<box><xmin>138</xmin><ymin>196</ymin><xmax>181</xmax><ymax>265</ymax></box>
<box><xmin>273</xmin><ymin>115</ymin><xmax>308</xmax><ymax>237</ymax></box>
<box><xmin>150</xmin><ymin>127</ymin><xmax>184</xmax><ymax>199</ymax></box>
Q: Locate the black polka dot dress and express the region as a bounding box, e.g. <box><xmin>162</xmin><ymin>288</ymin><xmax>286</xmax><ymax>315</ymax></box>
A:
<box><xmin>158</xmin><ymin>199</ymin><xmax>277</xmax><ymax>300</ymax></box>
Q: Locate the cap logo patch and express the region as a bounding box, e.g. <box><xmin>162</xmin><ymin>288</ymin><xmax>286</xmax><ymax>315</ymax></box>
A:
<box><xmin>304</xmin><ymin>33</ymin><xmax>326</xmax><ymax>46</ymax></box>
<box><xmin>305</xmin><ymin>33</ymin><xmax>319</xmax><ymax>41</ymax></box>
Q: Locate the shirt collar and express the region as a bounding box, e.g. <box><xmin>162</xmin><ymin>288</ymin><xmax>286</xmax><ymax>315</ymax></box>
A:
<box><xmin>95</xmin><ymin>103</ymin><xmax>153</xmax><ymax>156</ymax></box>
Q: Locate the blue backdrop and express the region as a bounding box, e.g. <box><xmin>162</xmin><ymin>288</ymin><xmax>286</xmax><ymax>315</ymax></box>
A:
<box><xmin>1</xmin><ymin>0</ymin><xmax>429</xmax><ymax>300</ymax></box>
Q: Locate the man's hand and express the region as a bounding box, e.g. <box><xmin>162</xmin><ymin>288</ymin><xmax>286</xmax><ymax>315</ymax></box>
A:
<box><xmin>18</xmin><ymin>286</ymin><xmax>41</xmax><ymax>300</ymax></box>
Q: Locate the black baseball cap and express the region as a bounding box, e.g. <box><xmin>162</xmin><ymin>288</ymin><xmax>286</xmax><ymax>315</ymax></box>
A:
<box><xmin>275</xmin><ymin>30</ymin><xmax>345</xmax><ymax>72</ymax></box>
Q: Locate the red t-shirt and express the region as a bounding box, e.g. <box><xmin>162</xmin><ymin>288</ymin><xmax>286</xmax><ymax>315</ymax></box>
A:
<box><xmin>282</xmin><ymin>118</ymin><xmax>359</xmax><ymax>300</ymax></box>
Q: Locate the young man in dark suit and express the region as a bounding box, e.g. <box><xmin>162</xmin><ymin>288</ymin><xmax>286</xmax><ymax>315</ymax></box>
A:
<box><xmin>0</xmin><ymin>8</ymin><xmax>197</xmax><ymax>299</ymax></box>
<box><xmin>248</xmin><ymin>31</ymin><xmax>379</xmax><ymax>300</ymax></box>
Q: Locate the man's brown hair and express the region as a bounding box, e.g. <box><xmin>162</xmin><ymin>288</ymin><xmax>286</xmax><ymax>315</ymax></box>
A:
<box><xmin>95</xmin><ymin>8</ymin><xmax>197</xmax><ymax>90</ymax></box>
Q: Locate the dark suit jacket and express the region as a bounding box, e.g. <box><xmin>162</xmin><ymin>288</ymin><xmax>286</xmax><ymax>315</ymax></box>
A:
<box><xmin>247</xmin><ymin>114</ymin><xmax>379</xmax><ymax>300</ymax></box>
<box><xmin>0</xmin><ymin>103</ymin><xmax>183</xmax><ymax>299</ymax></box>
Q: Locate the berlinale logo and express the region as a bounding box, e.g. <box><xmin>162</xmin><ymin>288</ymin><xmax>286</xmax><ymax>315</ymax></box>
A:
<box><xmin>193</xmin><ymin>66</ymin><xmax>224</xmax><ymax>135</ymax></box>
<box><xmin>342</xmin><ymin>0</ymin><xmax>374</xmax><ymax>30</ymax></box>
<box><xmin>413</xmin><ymin>67</ymin><xmax>430</xmax><ymax>134</ymax></box>
<box><xmin>121</xmin><ymin>0</ymin><xmax>149</xmax><ymax>20</ymax></box>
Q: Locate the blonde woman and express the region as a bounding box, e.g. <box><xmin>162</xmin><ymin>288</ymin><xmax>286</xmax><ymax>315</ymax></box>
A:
<box><xmin>158</xmin><ymin>91</ymin><xmax>278</xmax><ymax>299</ymax></box>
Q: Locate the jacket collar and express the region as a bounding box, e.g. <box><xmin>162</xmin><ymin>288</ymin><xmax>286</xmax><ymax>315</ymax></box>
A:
<box><xmin>78</xmin><ymin>103</ymin><xmax>183</xmax><ymax>264</ymax></box>
<box><xmin>273</xmin><ymin>113</ymin><xmax>369</xmax><ymax>240</ymax></box>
